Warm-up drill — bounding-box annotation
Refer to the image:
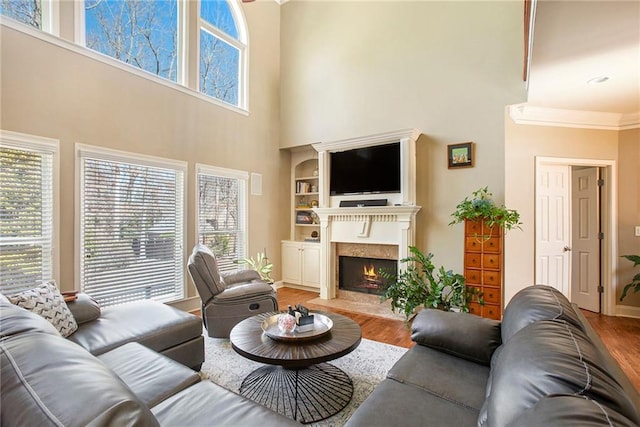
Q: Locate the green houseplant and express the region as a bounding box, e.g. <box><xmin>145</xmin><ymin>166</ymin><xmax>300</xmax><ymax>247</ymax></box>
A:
<box><xmin>449</xmin><ymin>187</ymin><xmax>522</xmax><ymax>232</ymax></box>
<box><xmin>619</xmin><ymin>254</ymin><xmax>640</xmax><ymax>301</ymax></box>
<box><xmin>380</xmin><ymin>246</ymin><xmax>482</xmax><ymax>321</ymax></box>
<box><xmin>237</xmin><ymin>252</ymin><xmax>274</xmax><ymax>284</ymax></box>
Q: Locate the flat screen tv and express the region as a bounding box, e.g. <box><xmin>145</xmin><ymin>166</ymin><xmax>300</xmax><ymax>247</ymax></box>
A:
<box><xmin>330</xmin><ymin>142</ymin><xmax>401</xmax><ymax>196</ymax></box>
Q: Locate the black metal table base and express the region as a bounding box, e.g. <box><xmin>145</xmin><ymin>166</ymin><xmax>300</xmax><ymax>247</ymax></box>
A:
<box><xmin>239</xmin><ymin>363</ymin><xmax>354</xmax><ymax>424</ymax></box>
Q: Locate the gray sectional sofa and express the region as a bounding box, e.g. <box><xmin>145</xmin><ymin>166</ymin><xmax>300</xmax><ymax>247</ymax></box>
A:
<box><xmin>346</xmin><ymin>285</ymin><xmax>640</xmax><ymax>427</ymax></box>
<box><xmin>0</xmin><ymin>297</ymin><xmax>298</xmax><ymax>426</ymax></box>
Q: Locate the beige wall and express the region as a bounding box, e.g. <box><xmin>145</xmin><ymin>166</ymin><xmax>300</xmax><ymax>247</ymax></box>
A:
<box><xmin>0</xmin><ymin>2</ymin><xmax>287</xmax><ymax>301</ymax></box>
<box><xmin>280</xmin><ymin>1</ymin><xmax>527</xmax><ymax>272</ymax></box>
<box><xmin>505</xmin><ymin>112</ymin><xmax>640</xmax><ymax>312</ymax></box>
<box><xmin>618</xmin><ymin>128</ymin><xmax>640</xmax><ymax>306</ymax></box>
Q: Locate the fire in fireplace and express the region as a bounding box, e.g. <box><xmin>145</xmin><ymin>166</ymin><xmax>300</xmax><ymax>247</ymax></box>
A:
<box><xmin>338</xmin><ymin>256</ymin><xmax>397</xmax><ymax>296</ymax></box>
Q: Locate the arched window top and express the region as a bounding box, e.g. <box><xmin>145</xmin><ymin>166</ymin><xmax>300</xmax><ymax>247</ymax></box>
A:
<box><xmin>199</xmin><ymin>0</ymin><xmax>248</xmax><ymax>108</ymax></box>
<box><xmin>200</xmin><ymin>0</ymin><xmax>239</xmax><ymax>40</ymax></box>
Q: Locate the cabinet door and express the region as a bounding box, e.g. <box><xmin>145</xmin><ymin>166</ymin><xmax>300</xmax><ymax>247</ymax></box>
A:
<box><xmin>301</xmin><ymin>243</ymin><xmax>320</xmax><ymax>288</ymax></box>
<box><xmin>281</xmin><ymin>242</ymin><xmax>302</xmax><ymax>284</ymax></box>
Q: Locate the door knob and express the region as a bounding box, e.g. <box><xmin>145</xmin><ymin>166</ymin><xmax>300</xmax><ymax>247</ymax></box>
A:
<box><xmin>563</xmin><ymin>246</ymin><xmax>572</xmax><ymax>252</ymax></box>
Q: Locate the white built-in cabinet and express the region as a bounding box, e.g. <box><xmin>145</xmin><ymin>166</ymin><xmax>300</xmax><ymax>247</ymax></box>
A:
<box><xmin>281</xmin><ymin>148</ymin><xmax>321</xmax><ymax>290</ymax></box>
<box><xmin>281</xmin><ymin>241</ymin><xmax>320</xmax><ymax>289</ymax></box>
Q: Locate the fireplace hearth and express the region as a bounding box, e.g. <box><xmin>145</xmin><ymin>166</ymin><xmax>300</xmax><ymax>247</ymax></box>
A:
<box><xmin>339</xmin><ymin>256</ymin><xmax>397</xmax><ymax>296</ymax></box>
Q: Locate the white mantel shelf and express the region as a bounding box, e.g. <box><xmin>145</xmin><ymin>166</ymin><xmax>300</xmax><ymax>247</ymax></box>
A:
<box><xmin>314</xmin><ymin>205</ymin><xmax>421</xmax><ymax>217</ymax></box>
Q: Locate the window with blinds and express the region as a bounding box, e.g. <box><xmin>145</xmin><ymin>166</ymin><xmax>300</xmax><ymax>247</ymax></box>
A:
<box><xmin>0</xmin><ymin>133</ymin><xmax>56</xmax><ymax>295</ymax></box>
<box><xmin>196</xmin><ymin>165</ymin><xmax>247</xmax><ymax>275</ymax></box>
<box><xmin>78</xmin><ymin>146</ymin><xmax>186</xmax><ymax>307</ymax></box>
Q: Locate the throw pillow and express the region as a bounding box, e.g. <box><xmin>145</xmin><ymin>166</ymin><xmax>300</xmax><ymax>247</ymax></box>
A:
<box><xmin>66</xmin><ymin>293</ymin><xmax>101</xmax><ymax>324</ymax></box>
<box><xmin>8</xmin><ymin>281</ymin><xmax>78</xmax><ymax>337</ymax></box>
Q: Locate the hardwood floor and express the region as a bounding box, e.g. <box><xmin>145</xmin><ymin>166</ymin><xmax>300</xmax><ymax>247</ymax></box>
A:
<box><xmin>277</xmin><ymin>287</ymin><xmax>640</xmax><ymax>392</ymax></box>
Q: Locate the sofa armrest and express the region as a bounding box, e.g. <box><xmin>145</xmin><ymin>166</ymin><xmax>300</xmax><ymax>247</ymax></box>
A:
<box><xmin>222</xmin><ymin>270</ymin><xmax>262</xmax><ymax>286</ymax></box>
<box><xmin>410</xmin><ymin>309</ymin><xmax>501</xmax><ymax>365</ymax></box>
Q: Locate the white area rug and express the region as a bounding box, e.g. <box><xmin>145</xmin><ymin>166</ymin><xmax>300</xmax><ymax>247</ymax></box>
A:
<box><xmin>200</xmin><ymin>336</ymin><xmax>407</xmax><ymax>426</ymax></box>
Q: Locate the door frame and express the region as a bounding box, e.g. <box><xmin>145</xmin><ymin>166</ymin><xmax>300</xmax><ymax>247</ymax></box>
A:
<box><xmin>535</xmin><ymin>156</ymin><xmax>618</xmax><ymax>316</ymax></box>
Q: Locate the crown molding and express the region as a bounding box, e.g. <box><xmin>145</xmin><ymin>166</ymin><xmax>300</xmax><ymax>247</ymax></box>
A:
<box><xmin>509</xmin><ymin>104</ymin><xmax>640</xmax><ymax>131</ymax></box>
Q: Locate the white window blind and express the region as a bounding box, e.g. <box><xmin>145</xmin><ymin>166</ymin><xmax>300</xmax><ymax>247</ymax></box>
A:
<box><xmin>79</xmin><ymin>147</ymin><xmax>185</xmax><ymax>307</ymax></box>
<box><xmin>196</xmin><ymin>165</ymin><xmax>247</xmax><ymax>275</ymax></box>
<box><xmin>0</xmin><ymin>136</ymin><xmax>56</xmax><ymax>295</ymax></box>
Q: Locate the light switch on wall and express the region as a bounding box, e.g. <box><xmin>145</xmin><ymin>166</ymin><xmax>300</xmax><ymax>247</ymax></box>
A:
<box><xmin>635</xmin><ymin>226</ymin><xmax>640</xmax><ymax>237</ymax></box>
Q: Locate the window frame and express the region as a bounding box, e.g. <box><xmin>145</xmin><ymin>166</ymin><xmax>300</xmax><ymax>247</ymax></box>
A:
<box><xmin>195</xmin><ymin>163</ymin><xmax>249</xmax><ymax>276</ymax></box>
<box><xmin>0</xmin><ymin>129</ymin><xmax>59</xmax><ymax>292</ymax></box>
<box><xmin>197</xmin><ymin>0</ymin><xmax>248</xmax><ymax>109</ymax></box>
<box><xmin>75</xmin><ymin>143</ymin><xmax>188</xmax><ymax>305</ymax></box>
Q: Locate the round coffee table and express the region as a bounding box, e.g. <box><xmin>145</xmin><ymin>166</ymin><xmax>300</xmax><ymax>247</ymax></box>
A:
<box><xmin>230</xmin><ymin>310</ymin><xmax>362</xmax><ymax>424</ymax></box>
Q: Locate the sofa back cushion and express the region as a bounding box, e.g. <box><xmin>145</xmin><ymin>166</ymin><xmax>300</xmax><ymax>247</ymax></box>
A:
<box><xmin>0</xmin><ymin>301</ymin><xmax>60</xmax><ymax>338</ymax></box>
<box><xmin>484</xmin><ymin>320</ymin><xmax>639</xmax><ymax>427</ymax></box>
<box><xmin>1</xmin><ymin>332</ymin><xmax>159</xmax><ymax>427</ymax></box>
<box><xmin>501</xmin><ymin>284</ymin><xmax>583</xmax><ymax>342</ymax></box>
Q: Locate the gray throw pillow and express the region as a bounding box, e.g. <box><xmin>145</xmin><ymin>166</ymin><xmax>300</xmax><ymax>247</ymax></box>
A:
<box><xmin>66</xmin><ymin>293</ymin><xmax>101</xmax><ymax>324</ymax></box>
<box><xmin>8</xmin><ymin>281</ymin><xmax>78</xmax><ymax>337</ymax></box>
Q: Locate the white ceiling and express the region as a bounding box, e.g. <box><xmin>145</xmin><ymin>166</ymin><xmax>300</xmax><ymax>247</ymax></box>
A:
<box><xmin>527</xmin><ymin>0</ymin><xmax>640</xmax><ymax>116</ymax></box>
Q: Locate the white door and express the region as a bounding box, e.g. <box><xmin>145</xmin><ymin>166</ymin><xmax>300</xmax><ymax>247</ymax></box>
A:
<box><xmin>535</xmin><ymin>164</ymin><xmax>571</xmax><ymax>297</ymax></box>
<box><xmin>571</xmin><ymin>167</ymin><xmax>600</xmax><ymax>312</ymax></box>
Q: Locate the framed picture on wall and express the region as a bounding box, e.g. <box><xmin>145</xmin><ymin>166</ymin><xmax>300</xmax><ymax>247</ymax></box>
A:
<box><xmin>448</xmin><ymin>142</ymin><xmax>474</xmax><ymax>169</ymax></box>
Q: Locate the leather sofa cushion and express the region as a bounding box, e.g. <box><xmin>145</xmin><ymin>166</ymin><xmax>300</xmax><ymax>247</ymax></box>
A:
<box><xmin>67</xmin><ymin>300</ymin><xmax>202</xmax><ymax>357</ymax></box>
<box><xmin>344</xmin><ymin>377</ymin><xmax>480</xmax><ymax>427</ymax></box>
<box><xmin>501</xmin><ymin>285</ymin><xmax>583</xmax><ymax>342</ymax></box>
<box><xmin>66</xmin><ymin>293</ymin><xmax>101</xmax><ymax>324</ymax></box>
<box><xmin>98</xmin><ymin>342</ymin><xmax>201</xmax><ymax>407</ymax></box>
<box><xmin>507</xmin><ymin>395</ymin><xmax>639</xmax><ymax>427</ymax></box>
<box><xmin>0</xmin><ymin>301</ymin><xmax>60</xmax><ymax>338</ymax></box>
<box><xmin>387</xmin><ymin>344</ymin><xmax>490</xmax><ymax>411</ymax></box>
<box><xmin>151</xmin><ymin>381</ymin><xmax>299</xmax><ymax>426</ymax></box>
<box><xmin>410</xmin><ymin>309</ymin><xmax>501</xmax><ymax>365</ymax></box>
<box><xmin>0</xmin><ymin>332</ymin><xmax>158</xmax><ymax>427</ymax></box>
<box><xmin>485</xmin><ymin>319</ymin><xmax>640</xmax><ymax>427</ymax></box>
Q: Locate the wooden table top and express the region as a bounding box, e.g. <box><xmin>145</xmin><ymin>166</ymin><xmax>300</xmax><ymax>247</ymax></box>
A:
<box><xmin>230</xmin><ymin>310</ymin><xmax>362</xmax><ymax>369</ymax></box>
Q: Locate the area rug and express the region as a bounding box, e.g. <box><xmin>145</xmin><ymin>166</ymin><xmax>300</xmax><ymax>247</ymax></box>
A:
<box><xmin>200</xmin><ymin>336</ymin><xmax>407</xmax><ymax>426</ymax></box>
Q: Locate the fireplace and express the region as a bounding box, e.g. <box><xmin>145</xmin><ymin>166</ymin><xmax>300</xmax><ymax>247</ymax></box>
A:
<box><xmin>338</xmin><ymin>256</ymin><xmax>397</xmax><ymax>296</ymax></box>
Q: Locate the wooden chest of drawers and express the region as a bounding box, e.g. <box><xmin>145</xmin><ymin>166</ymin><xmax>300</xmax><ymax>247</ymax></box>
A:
<box><xmin>464</xmin><ymin>219</ymin><xmax>503</xmax><ymax>320</ymax></box>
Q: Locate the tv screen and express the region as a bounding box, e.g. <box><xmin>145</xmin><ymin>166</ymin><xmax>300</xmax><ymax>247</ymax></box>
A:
<box><xmin>330</xmin><ymin>142</ymin><xmax>401</xmax><ymax>196</ymax></box>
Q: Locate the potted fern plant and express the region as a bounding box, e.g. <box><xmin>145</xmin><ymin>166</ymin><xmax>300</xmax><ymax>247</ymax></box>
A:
<box><xmin>380</xmin><ymin>246</ymin><xmax>482</xmax><ymax>321</ymax></box>
<box><xmin>449</xmin><ymin>187</ymin><xmax>521</xmax><ymax>232</ymax></box>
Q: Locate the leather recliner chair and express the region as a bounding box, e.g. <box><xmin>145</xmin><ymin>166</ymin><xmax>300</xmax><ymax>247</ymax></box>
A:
<box><xmin>187</xmin><ymin>244</ymin><xmax>278</xmax><ymax>338</ymax></box>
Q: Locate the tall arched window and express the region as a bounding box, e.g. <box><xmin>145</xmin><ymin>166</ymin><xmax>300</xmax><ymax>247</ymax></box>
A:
<box><xmin>199</xmin><ymin>0</ymin><xmax>248</xmax><ymax>108</ymax></box>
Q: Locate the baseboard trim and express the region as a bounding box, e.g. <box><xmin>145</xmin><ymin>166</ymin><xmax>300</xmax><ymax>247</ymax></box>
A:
<box><xmin>614</xmin><ymin>304</ymin><xmax>640</xmax><ymax>319</ymax></box>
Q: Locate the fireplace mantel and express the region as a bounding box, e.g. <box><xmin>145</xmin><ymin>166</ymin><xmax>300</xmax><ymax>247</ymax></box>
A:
<box><xmin>310</xmin><ymin>129</ymin><xmax>422</xmax><ymax>300</ymax></box>
<box><xmin>314</xmin><ymin>205</ymin><xmax>421</xmax><ymax>299</ymax></box>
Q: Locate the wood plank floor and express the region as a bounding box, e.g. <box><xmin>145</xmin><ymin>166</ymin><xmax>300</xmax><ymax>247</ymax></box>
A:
<box><xmin>277</xmin><ymin>287</ymin><xmax>640</xmax><ymax>392</ymax></box>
